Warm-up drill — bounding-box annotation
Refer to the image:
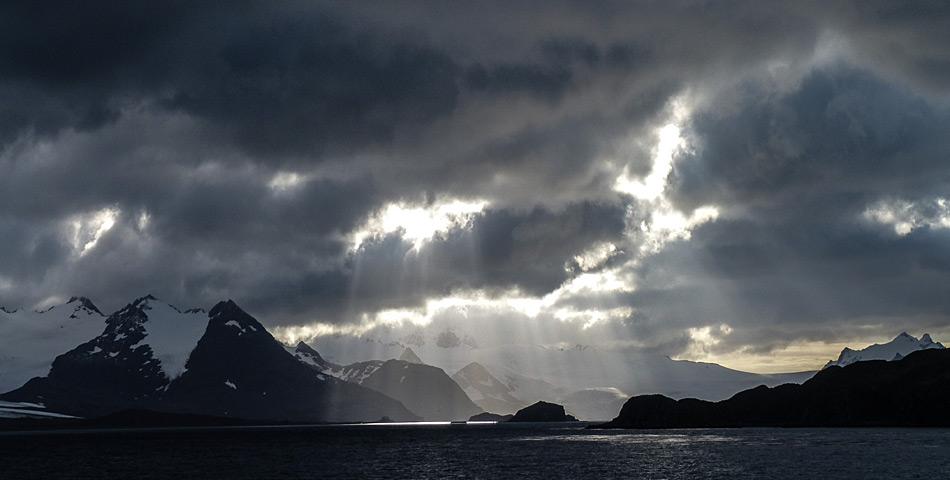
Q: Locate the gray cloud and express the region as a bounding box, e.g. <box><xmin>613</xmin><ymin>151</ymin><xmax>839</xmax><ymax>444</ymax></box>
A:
<box><xmin>2</xmin><ymin>1</ymin><xmax>950</xmax><ymax>366</ymax></box>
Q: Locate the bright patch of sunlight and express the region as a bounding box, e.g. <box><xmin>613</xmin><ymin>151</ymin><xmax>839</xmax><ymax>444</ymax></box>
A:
<box><xmin>268</xmin><ymin>171</ymin><xmax>306</xmax><ymax>192</ymax></box>
<box><xmin>70</xmin><ymin>207</ymin><xmax>120</xmax><ymax>257</ymax></box>
<box><xmin>639</xmin><ymin>205</ymin><xmax>719</xmax><ymax>254</ymax></box>
<box><xmin>614</xmin><ymin>123</ymin><xmax>683</xmax><ymax>201</ymax></box>
<box><xmin>613</xmin><ymin>113</ymin><xmax>720</xmax><ymax>256</ymax></box>
<box><xmin>863</xmin><ymin>197</ymin><xmax>950</xmax><ymax>236</ymax></box>
<box><xmin>678</xmin><ymin>338</ymin><xmax>855</xmax><ymax>374</ymax></box>
<box><xmin>350</xmin><ymin>198</ymin><xmax>489</xmax><ymax>251</ymax></box>
<box><xmin>572</xmin><ymin>242</ymin><xmax>618</xmax><ymax>271</ymax></box>
<box><xmin>680</xmin><ymin>324</ymin><xmax>733</xmax><ymax>359</ymax></box>
<box><xmin>553</xmin><ymin>306</ymin><xmax>633</xmax><ymax>329</ymax></box>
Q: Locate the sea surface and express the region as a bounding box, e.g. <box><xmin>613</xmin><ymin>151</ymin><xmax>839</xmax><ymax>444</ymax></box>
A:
<box><xmin>1</xmin><ymin>423</ymin><xmax>949</xmax><ymax>479</ymax></box>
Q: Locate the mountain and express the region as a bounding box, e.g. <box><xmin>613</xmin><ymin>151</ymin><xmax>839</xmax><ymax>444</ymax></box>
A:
<box><xmin>599</xmin><ymin>349</ymin><xmax>950</xmax><ymax>428</ymax></box>
<box><xmin>0</xmin><ymin>295</ymin><xmax>207</xmax><ymax>415</ymax></box>
<box><xmin>452</xmin><ymin>362</ymin><xmax>527</xmax><ymax>414</ymax></box>
<box><xmin>308</xmin><ymin>337</ymin><xmax>815</xmax><ymax>401</ymax></box>
<box><xmin>285</xmin><ymin>341</ymin><xmax>339</xmax><ymax>371</ymax></box>
<box><xmin>0</xmin><ymin>296</ymin><xmax>106</xmax><ymax>393</ymax></box>
<box><xmin>399</xmin><ymin>347</ymin><xmax>424</xmax><ymax>364</ymax></box>
<box><xmin>326</xmin><ymin>360</ymin><xmax>385</xmax><ymax>384</ymax></box>
<box><xmin>162</xmin><ymin>301</ymin><xmax>417</xmax><ymax>422</ymax></box>
<box><xmin>824</xmin><ymin>332</ymin><xmax>944</xmax><ymax>368</ymax></box>
<box><xmin>359</xmin><ymin>360</ymin><xmax>482</xmax><ymax>421</ymax></box>
<box><xmin>288</xmin><ymin>342</ymin><xmax>482</xmax><ymax>420</ymax></box>
<box><xmin>1</xmin><ymin>297</ymin><xmax>419</xmax><ymax>422</ymax></box>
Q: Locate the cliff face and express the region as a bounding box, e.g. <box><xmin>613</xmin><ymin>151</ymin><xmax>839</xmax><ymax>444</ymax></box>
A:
<box><xmin>600</xmin><ymin>349</ymin><xmax>950</xmax><ymax>428</ymax></box>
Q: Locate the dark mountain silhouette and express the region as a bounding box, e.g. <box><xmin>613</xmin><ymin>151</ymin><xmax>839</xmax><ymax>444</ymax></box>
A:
<box><xmin>290</xmin><ymin>343</ymin><xmax>482</xmax><ymax>420</ymax></box>
<box><xmin>2</xmin><ymin>299</ymin><xmax>419</xmax><ymax>423</ymax></box>
<box><xmin>599</xmin><ymin>349</ymin><xmax>950</xmax><ymax>428</ymax></box>
<box><xmin>358</xmin><ymin>359</ymin><xmax>481</xmax><ymax>421</ymax></box>
<box><xmin>508</xmin><ymin>401</ymin><xmax>577</xmax><ymax>422</ymax></box>
<box><xmin>161</xmin><ymin>301</ymin><xmax>418</xmax><ymax>422</ymax></box>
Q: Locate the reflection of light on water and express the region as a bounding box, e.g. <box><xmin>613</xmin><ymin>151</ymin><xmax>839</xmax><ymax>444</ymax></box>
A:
<box><xmin>511</xmin><ymin>434</ymin><xmax>736</xmax><ymax>444</ymax></box>
<box><xmin>339</xmin><ymin>421</ymin><xmax>499</xmax><ymax>427</ymax></box>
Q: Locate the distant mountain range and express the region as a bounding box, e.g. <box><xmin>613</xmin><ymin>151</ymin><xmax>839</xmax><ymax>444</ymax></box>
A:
<box><xmin>308</xmin><ymin>335</ymin><xmax>817</xmax><ymax>406</ymax></box>
<box><xmin>288</xmin><ymin>343</ymin><xmax>481</xmax><ymax>421</ymax></box>
<box><xmin>599</xmin><ymin>348</ymin><xmax>950</xmax><ymax>428</ymax></box>
<box><xmin>2</xmin><ymin>294</ymin><xmax>945</xmax><ymax>424</ymax></box>
<box><xmin>824</xmin><ymin>332</ymin><xmax>944</xmax><ymax>368</ymax></box>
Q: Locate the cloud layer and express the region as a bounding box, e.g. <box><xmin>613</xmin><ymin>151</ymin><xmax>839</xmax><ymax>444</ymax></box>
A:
<box><xmin>3</xmin><ymin>1</ymin><xmax>950</xmax><ymax>370</ymax></box>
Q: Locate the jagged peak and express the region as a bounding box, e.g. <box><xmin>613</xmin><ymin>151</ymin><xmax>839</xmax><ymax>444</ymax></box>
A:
<box><xmin>921</xmin><ymin>333</ymin><xmax>934</xmax><ymax>344</ymax></box>
<box><xmin>207</xmin><ymin>299</ymin><xmax>269</xmax><ymax>338</ymax></box>
<box><xmin>134</xmin><ymin>293</ymin><xmax>158</xmax><ymax>304</ymax></box>
<box><xmin>67</xmin><ymin>296</ymin><xmax>103</xmax><ymax>316</ymax></box>
<box><xmin>458</xmin><ymin>361</ymin><xmax>490</xmax><ymax>374</ymax></box>
<box><xmin>399</xmin><ymin>347</ymin><xmax>423</xmax><ymax>364</ymax></box>
<box><xmin>209</xmin><ymin>299</ymin><xmax>242</xmax><ymax>317</ymax></box>
<box><xmin>895</xmin><ymin>331</ymin><xmax>914</xmax><ymax>341</ymax></box>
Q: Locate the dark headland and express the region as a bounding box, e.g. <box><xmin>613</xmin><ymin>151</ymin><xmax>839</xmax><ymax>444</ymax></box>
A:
<box><xmin>597</xmin><ymin>349</ymin><xmax>950</xmax><ymax>428</ymax></box>
<box><xmin>508</xmin><ymin>401</ymin><xmax>578</xmax><ymax>422</ymax></box>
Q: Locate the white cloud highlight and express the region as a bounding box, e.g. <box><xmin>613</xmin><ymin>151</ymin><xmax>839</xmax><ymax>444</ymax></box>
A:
<box><xmin>350</xmin><ymin>198</ymin><xmax>489</xmax><ymax>251</ymax></box>
<box><xmin>69</xmin><ymin>207</ymin><xmax>120</xmax><ymax>257</ymax></box>
<box><xmin>864</xmin><ymin>197</ymin><xmax>950</xmax><ymax>235</ymax></box>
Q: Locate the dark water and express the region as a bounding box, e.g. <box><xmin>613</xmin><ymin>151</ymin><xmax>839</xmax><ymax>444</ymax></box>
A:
<box><xmin>1</xmin><ymin>423</ymin><xmax>949</xmax><ymax>479</ymax></box>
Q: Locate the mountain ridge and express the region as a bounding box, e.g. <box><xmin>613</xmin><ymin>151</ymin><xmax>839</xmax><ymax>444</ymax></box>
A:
<box><xmin>599</xmin><ymin>348</ymin><xmax>950</xmax><ymax>428</ymax></box>
<box><xmin>824</xmin><ymin>332</ymin><xmax>944</xmax><ymax>369</ymax></box>
<box><xmin>1</xmin><ymin>298</ymin><xmax>419</xmax><ymax>422</ymax></box>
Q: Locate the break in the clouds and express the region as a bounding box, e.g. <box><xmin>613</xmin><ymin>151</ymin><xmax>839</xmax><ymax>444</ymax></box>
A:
<box><xmin>2</xmin><ymin>1</ymin><xmax>950</xmax><ymax>371</ymax></box>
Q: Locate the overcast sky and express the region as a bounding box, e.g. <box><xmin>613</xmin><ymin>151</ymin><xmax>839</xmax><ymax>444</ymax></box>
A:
<box><xmin>3</xmin><ymin>1</ymin><xmax>950</xmax><ymax>371</ymax></box>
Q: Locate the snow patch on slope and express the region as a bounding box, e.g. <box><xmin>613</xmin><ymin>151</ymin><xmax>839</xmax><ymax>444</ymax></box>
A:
<box><xmin>136</xmin><ymin>299</ymin><xmax>207</xmax><ymax>380</ymax></box>
<box><xmin>0</xmin><ymin>400</ymin><xmax>78</xmax><ymax>419</ymax></box>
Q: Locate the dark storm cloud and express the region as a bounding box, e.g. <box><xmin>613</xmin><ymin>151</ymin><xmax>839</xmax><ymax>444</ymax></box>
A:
<box><xmin>273</xmin><ymin>201</ymin><xmax>628</xmax><ymax>324</ymax></box>
<box><xmin>2</xmin><ymin>0</ymin><xmax>950</xmax><ymax>358</ymax></box>
<box><xmin>627</xmin><ymin>64</ymin><xmax>950</xmax><ymax>352</ymax></box>
<box><xmin>671</xmin><ymin>67</ymin><xmax>950</xmax><ymax>212</ymax></box>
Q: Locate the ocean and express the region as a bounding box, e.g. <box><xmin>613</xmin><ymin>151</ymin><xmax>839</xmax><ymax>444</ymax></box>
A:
<box><xmin>1</xmin><ymin>423</ymin><xmax>948</xmax><ymax>479</ymax></box>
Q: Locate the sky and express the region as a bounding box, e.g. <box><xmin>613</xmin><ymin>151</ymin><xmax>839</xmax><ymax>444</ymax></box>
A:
<box><xmin>2</xmin><ymin>1</ymin><xmax>950</xmax><ymax>373</ymax></box>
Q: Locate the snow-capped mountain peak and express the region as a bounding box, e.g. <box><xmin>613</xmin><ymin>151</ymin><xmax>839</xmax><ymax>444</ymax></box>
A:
<box><xmin>0</xmin><ymin>296</ymin><xmax>107</xmax><ymax>393</ymax></box>
<box><xmin>77</xmin><ymin>295</ymin><xmax>207</xmax><ymax>382</ymax></box>
<box><xmin>824</xmin><ymin>332</ymin><xmax>945</xmax><ymax>369</ymax></box>
<box><xmin>65</xmin><ymin>296</ymin><xmax>103</xmax><ymax>317</ymax></box>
